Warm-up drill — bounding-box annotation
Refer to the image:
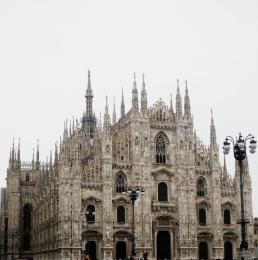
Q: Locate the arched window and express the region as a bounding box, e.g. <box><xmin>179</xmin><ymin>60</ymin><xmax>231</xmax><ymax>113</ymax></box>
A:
<box><xmin>158</xmin><ymin>182</ymin><xmax>168</xmax><ymax>202</ymax></box>
<box><xmin>155</xmin><ymin>133</ymin><xmax>167</xmax><ymax>164</ymax></box>
<box><xmin>199</xmin><ymin>208</ymin><xmax>206</xmax><ymax>225</ymax></box>
<box><xmin>197</xmin><ymin>178</ymin><xmax>206</xmax><ymax>197</ymax></box>
<box><xmin>117</xmin><ymin>206</ymin><xmax>125</xmax><ymax>223</ymax></box>
<box><xmin>86</xmin><ymin>205</ymin><xmax>95</xmax><ymax>223</ymax></box>
<box><xmin>23</xmin><ymin>203</ymin><xmax>32</xmax><ymax>250</ymax></box>
<box><xmin>224</xmin><ymin>209</ymin><xmax>231</xmax><ymax>224</ymax></box>
<box><xmin>116</xmin><ymin>172</ymin><xmax>127</xmax><ymax>193</ymax></box>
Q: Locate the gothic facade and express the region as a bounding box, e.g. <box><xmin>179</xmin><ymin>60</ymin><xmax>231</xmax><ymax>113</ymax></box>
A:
<box><xmin>0</xmin><ymin>72</ymin><xmax>256</xmax><ymax>260</ymax></box>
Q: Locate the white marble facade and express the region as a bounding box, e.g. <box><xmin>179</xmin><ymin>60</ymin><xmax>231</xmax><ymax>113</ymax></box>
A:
<box><xmin>0</xmin><ymin>72</ymin><xmax>255</xmax><ymax>260</ymax></box>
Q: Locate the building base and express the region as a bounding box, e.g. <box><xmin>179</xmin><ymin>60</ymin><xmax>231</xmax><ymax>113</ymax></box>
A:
<box><xmin>237</xmin><ymin>249</ymin><xmax>252</xmax><ymax>260</ymax></box>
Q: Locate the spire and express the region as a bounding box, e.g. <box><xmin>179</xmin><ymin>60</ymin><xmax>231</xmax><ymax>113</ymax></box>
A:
<box><xmin>9</xmin><ymin>148</ymin><xmax>11</xmax><ymax>162</ymax></box>
<box><xmin>17</xmin><ymin>138</ymin><xmax>21</xmax><ymax>162</ymax></box>
<box><xmin>32</xmin><ymin>148</ymin><xmax>35</xmax><ymax>168</ymax></box>
<box><xmin>72</xmin><ymin>116</ymin><xmax>75</xmax><ymax>133</ymax></box>
<box><xmin>132</xmin><ymin>73</ymin><xmax>139</xmax><ymax>114</ymax></box>
<box><xmin>99</xmin><ymin>112</ymin><xmax>102</xmax><ymax>129</ymax></box>
<box><xmin>176</xmin><ymin>79</ymin><xmax>182</xmax><ymax>118</ymax></box>
<box><xmin>12</xmin><ymin>138</ymin><xmax>15</xmax><ymax>161</ymax></box>
<box><xmin>121</xmin><ymin>87</ymin><xmax>125</xmax><ymax>118</ymax></box>
<box><xmin>112</xmin><ymin>97</ymin><xmax>116</xmax><ymax>125</ymax></box>
<box><xmin>104</xmin><ymin>96</ymin><xmax>111</xmax><ymax>133</ymax></box>
<box><xmin>184</xmin><ymin>80</ymin><xmax>191</xmax><ymax>119</ymax></box>
<box><xmin>49</xmin><ymin>150</ymin><xmax>52</xmax><ymax>168</ymax></box>
<box><xmin>36</xmin><ymin>139</ymin><xmax>40</xmax><ymax>169</ymax></box>
<box><xmin>170</xmin><ymin>93</ymin><xmax>174</xmax><ymax>113</ymax></box>
<box><xmin>54</xmin><ymin>142</ymin><xmax>58</xmax><ymax>168</ymax></box>
<box><xmin>141</xmin><ymin>74</ymin><xmax>147</xmax><ymax>113</ymax></box>
<box><xmin>210</xmin><ymin>109</ymin><xmax>217</xmax><ymax>147</ymax></box>
<box><xmin>85</xmin><ymin>70</ymin><xmax>94</xmax><ymax>118</ymax></box>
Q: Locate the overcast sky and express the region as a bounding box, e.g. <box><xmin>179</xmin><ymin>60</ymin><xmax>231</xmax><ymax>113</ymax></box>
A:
<box><xmin>0</xmin><ymin>0</ymin><xmax>258</xmax><ymax>216</ymax></box>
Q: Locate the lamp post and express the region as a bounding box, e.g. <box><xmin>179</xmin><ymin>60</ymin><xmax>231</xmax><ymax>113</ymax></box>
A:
<box><xmin>223</xmin><ymin>133</ymin><xmax>256</xmax><ymax>257</ymax></box>
<box><xmin>123</xmin><ymin>185</ymin><xmax>144</xmax><ymax>257</ymax></box>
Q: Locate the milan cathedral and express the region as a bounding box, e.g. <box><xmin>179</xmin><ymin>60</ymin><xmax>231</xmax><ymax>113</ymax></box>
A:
<box><xmin>0</xmin><ymin>72</ymin><xmax>255</xmax><ymax>260</ymax></box>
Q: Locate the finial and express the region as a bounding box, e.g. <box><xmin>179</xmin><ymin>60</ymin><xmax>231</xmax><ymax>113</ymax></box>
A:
<box><xmin>50</xmin><ymin>150</ymin><xmax>52</xmax><ymax>164</ymax></box>
<box><xmin>32</xmin><ymin>148</ymin><xmax>35</xmax><ymax>162</ymax></box>
<box><xmin>134</xmin><ymin>72</ymin><xmax>136</xmax><ymax>81</ymax></box>
<box><xmin>17</xmin><ymin>137</ymin><xmax>21</xmax><ymax>161</ymax></box>
<box><xmin>12</xmin><ymin>137</ymin><xmax>15</xmax><ymax>160</ymax></box>
<box><xmin>142</xmin><ymin>74</ymin><xmax>146</xmax><ymax>90</ymax></box>
<box><xmin>99</xmin><ymin>112</ymin><xmax>102</xmax><ymax>128</ymax></box>
<box><xmin>88</xmin><ymin>70</ymin><xmax>90</xmax><ymax>78</ymax></box>
<box><xmin>177</xmin><ymin>78</ymin><xmax>179</xmax><ymax>88</ymax></box>
<box><xmin>185</xmin><ymin>80</ymin><xmax>188</xmax><ymax>94</ymax></box>
<box><xmin>105</xmin><ymin>96</ymin><xmax>109</xmax><ymax>113</ymax></box>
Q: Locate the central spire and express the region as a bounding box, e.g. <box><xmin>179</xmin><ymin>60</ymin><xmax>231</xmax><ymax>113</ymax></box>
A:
<box><xmin>85</xmin><ymin>70</ymin><xmax>93</xmax><ymax>118</ymax></box>
<box><xmin>113</xmin><ymin>97</ymin><xmax>116</xmax><ymax>125</ymax></box>
<box><xmin>176</xmin><ymin>79</ymin><xmax>182</xmax><ymax>118</ymax></box>
<box><xmin>141</xmin><ymin>74</ymin><xmax>147</xmax><ymax>114</ymax></box>
<box><xmin>184</xmin><ymin>80</ymin><xmax>191</xmax><ymax>119</ymax></box>
<box><xmin>132</xmin><ymin>72</ymin><xmax>139</xmax><ymax>114</ymax></box>
<box><xmin>121</xmin><ymin>88</ymin><xmax>125</xmax><ymax>118</ymax></box>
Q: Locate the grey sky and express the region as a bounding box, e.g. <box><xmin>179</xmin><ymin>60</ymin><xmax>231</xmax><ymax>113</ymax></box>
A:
<box><xmin>0</xmin><ymin>0</ymin><xmax>258</xmax><ymax>216</ymax></box>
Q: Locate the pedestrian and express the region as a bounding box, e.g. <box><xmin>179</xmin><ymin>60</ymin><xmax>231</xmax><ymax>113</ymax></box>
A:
<box><xmin>143</xmin><ymin>252</ymin><xmax>148</xmax><ymax>260</ymax></box>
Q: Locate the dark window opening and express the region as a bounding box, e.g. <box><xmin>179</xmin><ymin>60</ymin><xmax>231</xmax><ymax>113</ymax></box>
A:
<box><xmin>158</xmin><ymin>182</ymin><xmax>168</xmax><ymax>202</ymax></box>
<box><xmin>86</xmin><ymin>205</ymin><xmax>95</xmax><ymax>223</ymax></box>
<box><xmin>199</xmin><ymin>208</ymin><xmax>206</xmax><ymax>225</ymax></box>
<box><xmin>199</xmin><ymin>241</ymin><xmax>208</xmax><ymax>260</ymax></box>
<box><xmin>224</xmin><ymin>241</ymin><xmax>233</xmax><ymax>260</ymax></box>
<box><xmin>117</xmin><ymin>206</ymin><xmax>125</xmax><ymax>223</ymax></box>
<box><xmin>224</xmin><ymin>209</ymin><xmax>231</xmax><ymax>225</ymax></box>
<box><xmin>116</xmin><ymin>241</ymin><xmax>127</xmax><ymax>260</ymax></box>
<box><xmin>22</xmin><ymin>204</ymin><xmax>32</xmax><ymax>250</ymax></box>
<box><xmin>86</xmin><ymin>241</ymin><xmax>96</xmax><ymax>260</ymax></box>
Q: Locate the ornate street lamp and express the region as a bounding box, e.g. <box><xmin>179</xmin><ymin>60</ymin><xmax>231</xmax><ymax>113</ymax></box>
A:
<box><xmin>223</xmin><ymin>133</ymin><xmax>256</xmax><ymax>256</ymax></box>
<box><xmin>123</xmin><ymin>185</ymin><xmax>144</xmax><ymax>256</ymax></box>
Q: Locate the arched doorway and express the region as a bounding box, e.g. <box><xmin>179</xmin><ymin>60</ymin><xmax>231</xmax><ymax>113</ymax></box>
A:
<box><xmin>224</xmin><ymin>241</ymin><xmax>233</xmax><ymax>260</ymax></box>
<box><xmin>86</xmin><ymin>241</ymin><xmax>96</xmax><ymax>260</ymax></box>
<box><xmin>116</xmin><ymin>241</ymin><xmax>126</xmax><ymax>260</ymax></box>
<box><xmin>199</xmin><ymin>241</ymin><xmax>208</xmax><ymax>260</ymax></box>
<box><xmin>157</xmin><ymin>231</ymin><xmax>171</xmax><ymax>260</ymax></box>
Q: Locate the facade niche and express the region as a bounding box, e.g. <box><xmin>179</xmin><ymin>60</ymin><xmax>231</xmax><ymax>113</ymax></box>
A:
<box><xmin>115</xmin><ymin>172</ymin><xmax>127</xmax><ymax>193</ymax></box>
<box><xmin>197</xmin><ymin>177</ymin><xmax>207</xmax><ymax>197</ymax></box>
